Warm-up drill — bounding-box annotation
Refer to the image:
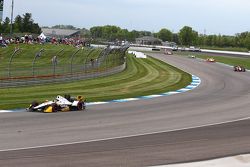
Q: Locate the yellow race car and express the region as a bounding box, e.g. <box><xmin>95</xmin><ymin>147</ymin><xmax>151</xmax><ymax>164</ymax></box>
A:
<box><xmin>206</xmin><ymin>58</ymin><xmax>215</xmax><ymax>62</ymax></box>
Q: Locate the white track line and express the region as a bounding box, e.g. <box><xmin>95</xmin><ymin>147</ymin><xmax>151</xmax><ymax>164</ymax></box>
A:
<box><xmin>0</xmin><ymin>110</ymin><xmax>12</xmax><ymax>113</ymax></box>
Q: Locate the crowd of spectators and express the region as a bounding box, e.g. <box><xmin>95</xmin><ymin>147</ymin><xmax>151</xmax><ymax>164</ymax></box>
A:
<box><xmin>50</xmin><ymin>37</ymin><xmax>89</xmax><ymax>48</ymax></box>
<box><xmin>0</xmin><ymin>34</ymin><xmax>90</xmax><ymax>48</ymax></box>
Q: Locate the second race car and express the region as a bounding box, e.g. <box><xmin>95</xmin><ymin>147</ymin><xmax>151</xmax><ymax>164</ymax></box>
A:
<box><xmin>234</xmin><ymin>65</ymin><xmax>246</xmax><ymax>72</ymax></box>
<box><xmin>206</xmin><ymin>58</ymin><xmax>215</xmax><ymax>62</ymax></box>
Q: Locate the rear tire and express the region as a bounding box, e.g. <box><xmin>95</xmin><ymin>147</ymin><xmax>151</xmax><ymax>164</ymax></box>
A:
<box><xmin>77</xmin><ymin>102</ymin><xmax>85</xmax><ymax>110</ymax></box>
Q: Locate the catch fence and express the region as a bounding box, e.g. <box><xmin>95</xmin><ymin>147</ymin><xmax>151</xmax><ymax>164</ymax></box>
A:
<box><xmin>0</xmin><ymin>45</ymin><xmax>129</xmax><ymax>88</ymax></box>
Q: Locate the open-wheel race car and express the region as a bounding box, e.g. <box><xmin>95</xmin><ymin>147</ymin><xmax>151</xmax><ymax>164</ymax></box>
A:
<box><xmin>234</xmin><ymin>65</ymin><xmax>246</xmax><ymax>72</ymax></box>
<box><xmin>188</xmin><ymin>55</ymin><xmax>196</xmax><ymax>59</ymax></box>
<box><xmin>206</xmin><ymin>58</ymin><xmax>215</xmax><ymax>62</ymax></box>
<box><xmin>164</xmin><ymin>49</ymin><xmax>173</xmax><ymax>55</ymax></box>
<box><xmin>27</xmin><ymin>95</ymin><xmax>86</xmax><ymax>113</ymax></box>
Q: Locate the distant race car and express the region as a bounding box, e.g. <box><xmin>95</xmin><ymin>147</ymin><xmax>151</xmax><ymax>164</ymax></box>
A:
<box><xmin>189</xmin><ymin>46</ymin><xmax>201</xmax><ymax>52</ymax></box>
<box><xmin>172</xmin><ymin>46</ymin><xmax>178</xmax><ymax>51</ymax></box>
<box><xmin>234</xmin><ymin>65</ymin><xmax>246</xmax><ymax>72</ymax></box>
<box><xmin>188</xmin><ymin>55</ymin><xmax>196</xmax><ymax>58</ymax></box>
<box><xmin>206</xmin><ymin>58</ymin><xmax>215</xmax><ymax>62</ymax></box>
<box><xmin>164</xmin><ymin>49</ymin><xmax>173</xmax><ymax>55</ymax></box>
<box><xmin>27</xmin><ymin>95</ymin><xmax>86</xmax><ymax>113</ymax></box>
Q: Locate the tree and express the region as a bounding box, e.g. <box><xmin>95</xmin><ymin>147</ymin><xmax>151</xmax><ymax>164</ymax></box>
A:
<box><xmin>172</xmin><ymin>33</ymin><xmax>180</xmax><ymax>44</ymax></box>
<box><xmin>13</xmin><ymin>15</ymin><xmax>23</xmax><ymax>33</ymax></box>
<box><xmin>21</xmin><ymin>13</ymin><xmax>41</xmax><ymax>33</ymax></box>
<box><xmin>52</xmin><ymin>25</ymin><xmax>77</xmax><ymax>30</ymax></box>
<box><xmin>127</xmin><ymin>30</ymin><xmax>140</xmax><ymax>42</ymax></box>
<box><xmin>244</xmin><ymin>33</ymin><xmax>250</xmax><ymax>50</ymax></box>
<box><xmin>102</xmin><ymin>25</ymin><xmax>121</xmax><ymax>40</ymax></box>
<box><xmin>80</xmin><ymin>28</ymin><xmax>91</xmax><ymax>38</ymax></box>
<box><xmin>90</xmin><ymin>26</ymin><xmax>103</xmax><ymax>38</ymax></box>
<box><xmin>156</xmin><ymin>28</ymin><xmax>172</xmax><ymax>42</ymax></box>
<box><xmin>235</xmin><ymin>32</ymin><xmax>250</xmax><ymax>49</ymax></box>
<box><xmin>2</xmin><ymin>17</ymin><xmax>11</xmax><ymax>33</ymax></box>
<box><xmin>22</xmin><ymin>13</ymin><xmax>33</xmax><ymax>33</ymax></box>
<box><xmin>0</xmin><ymin>13</ymin><xmax>41</xmax><ymax>34</ymax></box>
<box><xmin>179</xmin><ymin>26</ymin><xmax>198</xmax><ymax>46</ymax></box>
<box><xmin>117</xmin><ymin>29</ymin><xmax>129</xmax><ymax>40</ymax></box>
<box><xmin>31</xmin><ymin>23</ymin><xmax>41</xmax><ymax>34</ymax></box>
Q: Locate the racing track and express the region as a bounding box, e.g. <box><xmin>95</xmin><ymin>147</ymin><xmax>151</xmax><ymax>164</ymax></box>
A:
<box><xmin>1</xmin><ymin>53</ymin><xmax>250</xmax><ymax>166</ymax></box>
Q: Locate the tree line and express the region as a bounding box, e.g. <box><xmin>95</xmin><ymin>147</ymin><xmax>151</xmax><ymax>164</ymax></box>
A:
<box><xmin>90</xmin><ymin>25</ymin><xmax>250</xmax><ymax>50</ymax></box>
<box><xmin>0</xmin><ymin>13</ymin><xmax>41</xmax><ymax>34</ymax></box>
<box><xmin>0</xmin><ymin>13</ymin><xmax>249</xmax><ymax>50</ymax></box>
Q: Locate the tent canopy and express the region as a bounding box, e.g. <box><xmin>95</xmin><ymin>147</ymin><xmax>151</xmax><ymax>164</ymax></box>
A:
<box><xmin>38</xmin><ymin>32</ymin><xmax>46</xmax><ymax>40</ymax></box>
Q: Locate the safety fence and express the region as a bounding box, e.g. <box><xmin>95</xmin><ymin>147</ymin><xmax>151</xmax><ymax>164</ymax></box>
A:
<box><xmin>0</xmin><ymin>45</ymin><xmax>129</xmax><ymax>88</ymax></box>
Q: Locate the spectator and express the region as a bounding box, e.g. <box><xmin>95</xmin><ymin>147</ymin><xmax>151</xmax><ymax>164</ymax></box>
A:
<box><xmin>25</xmin><ymin>34</ymin><xmax>29</xmax><ymax>43</ymax></box>
<box><xmin>51</xmin><ymin>55</ymin><xmax>58</xmax><ymax>65</ymax></box>
<box><xmin>0</xmin><ymin>34</ymin><xmax>3</xmax><ymax>44</ymax></box>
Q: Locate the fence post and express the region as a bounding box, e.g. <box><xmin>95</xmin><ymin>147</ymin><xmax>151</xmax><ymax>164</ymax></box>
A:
<box><xmin>52</xmin><ymin>49</ymin><xmax>64</xmax><ymax>77</ymax></box>
<box><xmin>8</xmin><ymin>48</ymin><xmax>21</xmax><ymax>78</ymax></box>
<box><xmin>32</xmin><ymin>49</ymin><xmax>44</xmax><ymax>76</ymax></box>
<box><xmin>122</xmin><ymin>45</ymin><xmax>129</xmax><ymax>64</ymax></box>
<box><xmin>83</xmin><ymin>49</ymin><xmax>95</xmax><ymax>72</ymax></box>
<box><xmin>70</xmin><ymin>49</ymin><xmax>81</xmax><ymax>75</ymax></box>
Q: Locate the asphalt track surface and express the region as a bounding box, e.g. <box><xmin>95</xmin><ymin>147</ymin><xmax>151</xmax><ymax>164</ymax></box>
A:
<box><xmin>181</xmin><ymin>50</ymin><xmax>250</xmax><ymax>58</ymax></box>
<box><xmin>1</xmin><ymin>53</ymin><xmax>250</xmax><ymax>166</ymax></box>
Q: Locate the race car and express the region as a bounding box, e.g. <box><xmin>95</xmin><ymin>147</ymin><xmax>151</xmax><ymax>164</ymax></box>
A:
<box><xmin>188</xmin><ymin>55</ymin><xmax>196</xmax><ymax>59</ymax></box>
<box><xmin>164</xmin><ymin>49</ymin><xmax>173</xmax><ymax>55</ymax></box>
<box><xmin>27</xmin><ymin>95</ymin><xmax>86</xmax><ymax>113</ymax></box>
<box><xmin>234</xmin><ymin>65</ymin><xmax>246</xmax><ymax>72</ymax></box>
<box><xmin>206</xmin><ymin>58</ymin><xmax>215</xmax><ymax>62</ymax></box>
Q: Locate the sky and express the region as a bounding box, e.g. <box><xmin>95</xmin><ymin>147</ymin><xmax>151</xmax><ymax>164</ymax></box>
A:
<box><xmin>2</xmin><ymin>0</ymin><xmax>250</xmax><ymax>35</ymax></box>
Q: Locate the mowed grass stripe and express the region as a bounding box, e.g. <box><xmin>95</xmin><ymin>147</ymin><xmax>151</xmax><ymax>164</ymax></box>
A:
<box><xmin>0</xmin><ymin>55</ymin><xmax>192</xmax><ymax>109</ymax></box>
<box><xmin>0</xmin><ymin>56</ymin><xmax>144</xmax><ymax>100</ymax></box>
<box><xmin>130</xmin><ymin>58</ymin><xmax>181</xmax><ymax>90</ymax></box>
<box><xmin>83</xmin><ymin>58</ymin><xmax>161</xmax><ymax>97</ymax></box>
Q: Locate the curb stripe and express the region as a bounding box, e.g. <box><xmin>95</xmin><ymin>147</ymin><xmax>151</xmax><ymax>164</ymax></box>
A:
<box><xmin>0</xmin><ymin>110</ymin><xmax>12</xmax><ymax>113</ymax></box>
<box><xmin>84</xmin><ymin>74</ymin><xmax>201</xmax><ymax>105</ymax></box>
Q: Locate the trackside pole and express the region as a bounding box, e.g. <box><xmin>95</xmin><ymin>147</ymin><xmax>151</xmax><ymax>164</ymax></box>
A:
<box><xmin>32</xmin><ymin>49</ymin><xmax>44</xmax><ymax>76</ymax></box>
<box><xmin>8</xmin><ymin>48</ymin><xmax>21</xmax><ymax>77</ymax></box>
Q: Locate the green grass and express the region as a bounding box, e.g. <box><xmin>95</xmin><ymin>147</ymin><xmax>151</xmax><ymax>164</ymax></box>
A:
<box><xmin>0</xmin><ymin>54</ymin><xmax>192</xmax><ymax>109</ymax></box>
<box><xmin>176</xmin><ymin>52</ymin><xmax>250</xmax><ymax>69</ymax></box>
<box><xmin>0</xmin><ymin>44</ymin><xmax>102</xmax><ymax>78</ymax></box>
<box><xmin>201</xmin><ymin>46</ymin><xmax>249</xmax><ymax>52</ymax></box>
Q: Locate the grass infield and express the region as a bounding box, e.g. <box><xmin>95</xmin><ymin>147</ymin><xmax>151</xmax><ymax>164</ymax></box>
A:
<box><xmin>0</xmin><ymin>44</ymin><xmax>102</xmax><ymax>78</ymax></box>
<box><xmin>201</xmin><ymin>46</ymin><xmax>249</xmax><ymax>52</ymax></box>
<box><xmin>0</xmin><ymin>54</ymin><xmax>192</xmax><ymax>110</ymax></box>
